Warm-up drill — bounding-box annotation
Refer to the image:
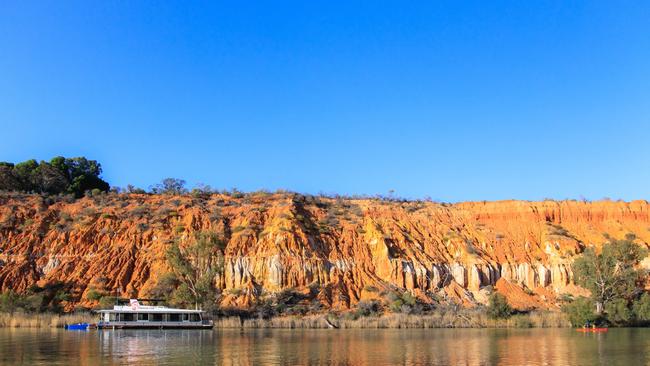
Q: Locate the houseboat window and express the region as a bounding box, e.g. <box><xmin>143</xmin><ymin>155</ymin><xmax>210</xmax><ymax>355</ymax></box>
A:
<box><xmin>152</xmin><ymin>313</ymin><xmax>163</xmax><ymax>322</ymax></box>
<box><xmin>190</xmin><ymin>313</ymin><xmax>200</xmax><ymax>322</ymax></box>
<box><xmin>122</xmin><ymin>313</ymin><xmax>135</xmax><ymax>322</ymax></box>
<box><xmin>182</xmin><ymin>313</ymin><xmax>189</xmax><ymax>322</ymax></box>
<box><xmin>137</xmin><ymin>313</ymin><xmax>147</xmax><ymax>321</ymax></box>
<box><xmin>169</xmin><ymin>314</ymin><xmax>180</xmax><ymax>322</ymax></box>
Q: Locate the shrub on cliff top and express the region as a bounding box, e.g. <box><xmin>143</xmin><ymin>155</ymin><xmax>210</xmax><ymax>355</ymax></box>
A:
<box><xmin>0</xmin><ymin>156</ymin><xmax>109</xmax><ymax>197</ymax></box>
<box><xmin>149</xmin><ymin>178</ymin><xmax>188</xmax><ymax>195</ymax></box>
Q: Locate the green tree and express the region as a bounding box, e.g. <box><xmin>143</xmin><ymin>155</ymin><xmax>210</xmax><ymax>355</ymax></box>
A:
<box><xmin>63</xmin><ymin>157</ymin><xmax>110</xmax><ymax>197</ymax></box>
<box><xmin>49</xmin><ymin>156</ymin><xmax>68</xmax><ymax>175</ymax></box>
<box><xmin>355</xmin><ymin>300</ymin><xmax>381</xmax><ymax>317</ymax></box>
<box><xmin>0</xmin><ymin>163</ymin><xmax>21</xmax><ymax>191</ymax></box>
<box><xmin>572</xmin><ymin>235</ymin><xmax>647</xmax><ymax>314</ymax></box>
<box><xmin>633</xmin><ymin>293</ymin><xmax>650</xmax><ymax>322</ymax></box>
<box><xmin>0</xmin><ymin>291</ymin><xmax>21</xmax><ymax>313</ymax></box>
<box><xmin>86</xmin><ymin>288</ymin><xmax>104</xmax><ymax>301</ymax></box>
<box><xmin>605</xmin><ymin>298</ymin><xmax>633</xmax><ymax>325</ymax></box>
<box><xmin>13</xmin><ymin>159</ymin><xmax>39</xmax><ymax>191</ymax></box>
<box><xmin>385</xmin><ymin>291</ymin><xmax>417</xmax><ymax>313</ymax></box>
<box><xmin>166</xmin><ymin>231</ymin><xmax>226</xmax><ymax>309</ymax></box>
<box><xmin>99</xmin><ymin>296</ymin><xmax>118</xmax><ymax>309</ymax></box>
<box><xmin>562</xmin><ymin>297</ymin><xmax>597</xmax><ymax>327</ymax></box>
<box><xmin>0</xmin><ymin>156</ymin><xmax>109</xmax><ymax>196</ymax></box>
<box><xmin>151</xmin><ymin>178</ymin><xmax>187</xmax><ymax>195</ymax></box>
<box><xmin>32</xmin><ymin>163</ymin><xmax>68</xmax><ymax>194</ymax></box>
<box><xmin>21</xmin><ymin>293</ymin><xmax>44</xmax><ymax>313</ymax></box>
<box><xmin>487</xmin><ymin>293</ymin><xmax>513</xmax><ymax>319</ymax></box>
<box><xmin>0</xmin><ymin>291</ymin><xmax>43</xmax><ymax>313</ymax></box>
<box><xmin>125</xmin><ymin>184</ymin><xmax>147</xmax><ymax>194</ymax></box>
<box><xmin>147</xmin><ymin>273</ymin><xmax>180</xmax><ymax>301</ymax></box>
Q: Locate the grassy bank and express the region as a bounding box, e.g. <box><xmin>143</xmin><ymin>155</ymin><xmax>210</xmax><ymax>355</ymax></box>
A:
<box><xmin>0</xmin><ymin>312</ymin><xmax>96</xmax><ymax>328</ymax></box>
<box><xmin>215</xmin><ymin>311</ymin><xmax>570</xmax><ymax>329</ymax></box>
<box><xmin>0</xmin><ymin>310</ymin><xmax>569</xmax><ymax>329</ymax></box>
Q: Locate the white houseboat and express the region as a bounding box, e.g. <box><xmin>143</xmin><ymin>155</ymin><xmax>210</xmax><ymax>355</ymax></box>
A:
<box><xmin>96</xmin><ymin>299</ymin><xmax>213</xmax><ymax>329</ymax></box>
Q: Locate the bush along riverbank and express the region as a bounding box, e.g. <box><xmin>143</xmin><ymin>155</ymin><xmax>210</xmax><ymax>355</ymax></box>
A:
<box><xmin>0</xmin><ymin>290</ymin><xmax>566</xmax><ymax>329</ymax></box>
<box><xmin>205</xmin><ymin>289</ymin><xmax>570</xmax><ymax>329</ymax></box>
<box><xmin>0</xmin><ymin>309</ymin><xmax>566</xmax><ymax>329</ymax></box>
<box><xmin>203</xmin><ymin>235</ymin><xmax>650</xmax><ymax>330</ymax></box>
<box><xmin>213</xmin><ymin>310</ymin><xmax>569</xmax><ymax>329</ymax></box>
<box><xmin>0</xmin><ymin>235</ymin><xmax>647</xmax><ymax>329</ymax></box>
<box><xmin>0</xmin><ymin>285</ymin><xmax>96</xmax><ymax>328</ymax></box>
<box><xmin>0</xmin><ymin>312</ymin><xmax>95</xmax><ymax>328</ymax></box>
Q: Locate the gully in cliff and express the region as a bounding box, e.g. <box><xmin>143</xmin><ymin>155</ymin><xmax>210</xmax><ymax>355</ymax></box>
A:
<box><xmin>95</xmin><ymin>299</ymin><xmax>213</xmax><ymax>329</ymax></box>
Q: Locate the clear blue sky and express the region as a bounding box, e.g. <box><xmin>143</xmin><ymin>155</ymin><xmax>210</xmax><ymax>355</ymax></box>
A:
<box><xmin>1</xmin><ymin>1</ymin><xmax>649</xmax><ymax>202</ymax></box>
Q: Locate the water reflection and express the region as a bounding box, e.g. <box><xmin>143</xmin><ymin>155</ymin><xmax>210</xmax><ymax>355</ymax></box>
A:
<box><xmin>1</xmin><ymin>328</ymin><xmax>650</xmax><ymax>365</ymax></box>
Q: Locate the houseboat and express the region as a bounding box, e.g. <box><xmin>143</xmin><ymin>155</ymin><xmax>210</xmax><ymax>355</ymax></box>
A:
<box><xmin>96</xmin><ymin>299</ymin><xmax>213</xmax><ymax>329</ymax></box>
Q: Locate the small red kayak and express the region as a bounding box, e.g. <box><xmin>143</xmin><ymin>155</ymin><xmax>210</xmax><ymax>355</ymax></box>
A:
<box><xmin>576</xmin><ymin>328</ymin><xmax>608</xmax><ymax>333</ymax></box>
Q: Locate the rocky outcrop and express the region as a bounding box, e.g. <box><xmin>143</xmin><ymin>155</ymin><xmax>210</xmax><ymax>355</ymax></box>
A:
<box><xmin>0</xmin><ymin>192</ymin><xmax>648</xmax><ymax>310</ymax></box>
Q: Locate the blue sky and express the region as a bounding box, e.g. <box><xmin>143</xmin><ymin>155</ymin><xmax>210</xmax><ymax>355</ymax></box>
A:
<box><xmin>1</xmin><ymin>1</ymin><xmax>649</xmax><ymax>201</ymax></box>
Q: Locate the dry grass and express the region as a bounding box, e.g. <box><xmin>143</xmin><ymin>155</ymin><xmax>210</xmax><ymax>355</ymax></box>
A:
<box><xmin>0</xmin><ymin>312</ymin><xmax>95</xmax><ymax>328</ymax></box>
<box><xmin>214</xmin><ymin>311</ymin><xmax>570</xmax><ymax>329</ymax></box>
<box><xmin>0</xmin><ymin>310</ymin><xmax>570</xmax><ymax>329</ymax></box>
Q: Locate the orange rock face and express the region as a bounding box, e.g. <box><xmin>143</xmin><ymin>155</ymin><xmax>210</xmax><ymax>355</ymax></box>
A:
<box><xmin>0</xmin><ymin>192</ymin><xmax>648</xmax><ymax>311</ymax></box>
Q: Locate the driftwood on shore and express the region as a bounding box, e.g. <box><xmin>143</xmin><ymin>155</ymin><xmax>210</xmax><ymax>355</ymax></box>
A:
<box><xmin>323</xmin><ymin>316</ymin><xmax>339</xmax><ymax>329</ymax></box>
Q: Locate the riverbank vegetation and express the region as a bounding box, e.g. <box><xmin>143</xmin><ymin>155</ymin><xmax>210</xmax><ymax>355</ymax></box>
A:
<box><xmin>0</xmin><ymin>310</ymin><xmax>566</xmax><ymax>329</ymax></box>
<box><xmin>212</xmin><ymin>309</ymin><xmax>568</xmax><ymax>329</ymax></box>
<box><xmin>0</xmin><ymin>312</ymin><xmax>95</xmax><ymax>328</ymax></box>
<box><xmin>560</xmin><ymin>234</ymin><xmax>650</xmax><ymax>327</ymax></box>
<box><xmin>0</xmin><ymin>279</ymin><xmax>567</xmax><ymax>328</ymax></box>
<box><xmin>0</xmin><ymin>282</ymin><xmax>78</xmax><ymax>314</ymax></box>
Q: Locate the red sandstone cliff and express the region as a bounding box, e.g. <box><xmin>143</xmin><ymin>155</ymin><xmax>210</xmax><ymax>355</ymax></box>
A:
<box><xmin>1</xmin><ymin>192</ymin><xmax>648</xmax><ymax>311</ymax></box>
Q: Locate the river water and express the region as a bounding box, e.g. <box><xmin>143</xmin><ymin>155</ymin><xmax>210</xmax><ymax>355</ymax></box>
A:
<box><xmin>1</xmin><ymin>328</ymin><xmax>649</xmax><ymax>365</ymax></box>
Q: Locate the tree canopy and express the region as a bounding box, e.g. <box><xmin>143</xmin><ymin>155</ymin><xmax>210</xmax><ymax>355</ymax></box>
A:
<box><xmin>572</xmin><ymin>234</ymin><xmax>647</xmax><ymax>314</ymax></box>
<box><xmin>487</xmin><ymin>293</ymin><xmax>513</xmax><ymax>319</ymax></box>
<box><xmin>162</xmin><ymin>231</ymin><xmax>226</xmax><ymax>310</ymax></box>
<box><xmin>150</xmin><ymin>178</ymin><xmax>188</xmax><ymax>195</ymax></box>
<box><xmin>563</xmin><ymin>234</ymin><xmax>650</xmax><ymax>327</ymax></box>
<box><xmin>0</xmin><ymin>156</ymin><xmax>110</xmax><ymax>197</ymax></box>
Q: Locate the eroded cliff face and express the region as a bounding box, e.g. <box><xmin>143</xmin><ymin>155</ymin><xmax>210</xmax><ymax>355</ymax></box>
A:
<box><xmin>0</xmin><ymin>192</ymin><xmax>648</xmax><ymax>311</ymax></box>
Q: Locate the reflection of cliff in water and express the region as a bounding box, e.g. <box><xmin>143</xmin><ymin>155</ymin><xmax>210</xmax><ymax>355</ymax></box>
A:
<box><xmin>3</xmin><ymin>328</ymin><xmax>642</xmax><ymax>365</ymax></box>
<box><xmin>214</xmin><ymin>329</ymin><xmax>612</xmax><ymax>366</ymax></box>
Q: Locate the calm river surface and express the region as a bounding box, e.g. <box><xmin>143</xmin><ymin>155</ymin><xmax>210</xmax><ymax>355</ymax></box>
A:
<box><xmin>1</xmin><ymin>328</ymin><xmax>650</xmax><ymax>365</ymax></box>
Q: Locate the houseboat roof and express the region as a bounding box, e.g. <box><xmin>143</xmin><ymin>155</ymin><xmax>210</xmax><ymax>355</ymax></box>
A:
<box><xmin>96</xmin><ymin>305</ymin><xmax>205</xmax><ymax>314</ymax></box>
